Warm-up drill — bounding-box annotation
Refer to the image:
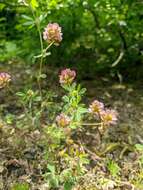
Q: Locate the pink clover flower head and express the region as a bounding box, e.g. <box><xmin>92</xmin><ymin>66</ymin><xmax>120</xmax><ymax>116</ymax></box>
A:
<box><xmin>0</xmin><ymin>72</ymin><xmax>11</xmax><ymax>88</ymax></box>
<box><xmin>43</xmin><ymin>23</ymin><xmax>62</xmax><ymax>45</ymax></box>
<box><xmin>89</xmin><ymin>100</ymin><xmax>104</xmax><ymax>115</ymax></box>
<box><xmin>56</xmin><ymin>113</ymin><xmax>71</xmax><ymax>128</ymax></box>
<box><xmin>59</xmin><ymin>68</ymin><xmax>76</xmax><ymax>85</ymax></box>
<box><xmin>100</xmin><ymin>109</ymin><xmax>118</xmax><ymax>125</ymax></box>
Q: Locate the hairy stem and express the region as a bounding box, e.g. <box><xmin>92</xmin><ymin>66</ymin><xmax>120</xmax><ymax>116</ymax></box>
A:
<box><xmin>29</xmin><ymin>4</ymin><xmax>44</xmax><ymax>97</ymax></box>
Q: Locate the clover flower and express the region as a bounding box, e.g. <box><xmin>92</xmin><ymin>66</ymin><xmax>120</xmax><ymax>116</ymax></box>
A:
<box><xmin>59</xmin><ymin>68</ymin><xmax>76</xmax><ymax>85</ymax></box>
<box><xmin>0</xmin><ymin>72</ymin><xmax>11</xmax><ymax>88</ymax></box>
<box><xmin>89</xmin><ymin>100</ymin><xmax>104</xmax><ymax>115</ymax></box>
<box><xmin>100</xmin><ymin>109</ymin><xmax>118</xmax><ymax>125</ymax></box>
<box><xmin>43</xmin><ymin>23</ymin><xmax>62</xmax><ymax>45</ymax></box>
<box><xmin>56</xmin><ymin>113</ymin><xmax>71</xmax><ymax>128</ymax></box>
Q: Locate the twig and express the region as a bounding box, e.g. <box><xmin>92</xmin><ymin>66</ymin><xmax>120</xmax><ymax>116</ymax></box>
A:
<box><xmin>84</xmin><ymin>146</ymin><xmax>102</xmax><ymax>161</ymax></box>
<box><xmin>111</xmin><ymin>50</ymin><xmax>124</xmax><ymax>67</ymax></box>
<box><xmin>77</xmin><ymin>139</ymin><xmax>102</xmax><ymax>161</ymax></box>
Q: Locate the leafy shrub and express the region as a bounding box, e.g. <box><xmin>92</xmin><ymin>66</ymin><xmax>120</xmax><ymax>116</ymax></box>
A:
<box><xmin>1</xmin><ymin>0</ymin><xmax>143</xmax><ymax>78</ymax></box>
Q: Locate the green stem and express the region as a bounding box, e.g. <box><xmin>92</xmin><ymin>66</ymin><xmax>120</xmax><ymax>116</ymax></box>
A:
<box><xmin>29</xmin><ymin>5</ymin><xmax>54</xmax><ymax>98</ymax></box>
<box><xmin>29</xmin><ymin>4</ymin><xmax>44</xmax><ymax>97</ymax></box>
<box><xmin>38</xmin><ymin>25</ymin><xmax>44</xmax><ymax>77</ymax></box>
<box><xmin>45</xmin><ymin>41</ymin><xmax>54</xmax><ymax>52</ymax></box>
<box><xmin>82</xmin><ymin>122</ymin><xmax>103</xmax><ymax>126</ymax></box>
<box><xmin>29</xmin><ymin>98</ymin><xmax>33</xmax><ymax>119</ymax></box>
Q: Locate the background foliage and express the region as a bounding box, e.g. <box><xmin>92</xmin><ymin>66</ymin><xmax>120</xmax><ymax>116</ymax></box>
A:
<box><xmin>0</xmin><ymin>0</ymin><xmax>143</xmax><ymax>79</ymax></box>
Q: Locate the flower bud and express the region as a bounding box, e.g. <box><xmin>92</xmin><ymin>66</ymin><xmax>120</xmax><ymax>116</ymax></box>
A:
<box><xmin>56</xmin><ymin>113</ymin><xmax>71</xmax><ymax>127</ymax></box>
<box><xmin>89</xmin><ymin>100</ymin><xmax>104</xmax><ymax>115</ymax></box>
<box><xmin>43</xmin><ymin>23</ymin><xmax>62</xmax><ymax>45</ymax></box>
<box><xmin>100</xmin><ymin>109</ymin><xmax>118</xmax><ymax>125</ymax></box>
<box><xmin>59</xmin><ymin>68</ymin><xmax>76</xmax><ymax>85</ymax></box>
<box><xmin>0</xmin><ymin>72</ymin><xmax>11</xmax><ymax>88</ymax></box>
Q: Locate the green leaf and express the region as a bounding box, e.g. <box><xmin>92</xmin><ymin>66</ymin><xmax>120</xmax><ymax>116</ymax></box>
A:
<box><xmin>47</xmin><ymin>164</ymin><xmax>55</xmax><ymax>173</ymax></box>
<box><xmin>62</xmin><ymin>95</ymin><xmax>69</xmax><ymax>103</ymax></box>
<box><xmin>5</xmin><ymin>42</ymin><xmax>17</xmax><ymax>53</ymax></box>
<box><xmin>16</xmin><ymin>92</ymin><xmax>25</xmax><ymax>97</ymax></box>
<box><xmin>135</xmin><ymin>144</ymin><xmax>143</xmax><ymax>152</ymax></box>
<box><xmin>21</xmin><ymin>15</ymin><xmax>33</xmax><ymax>21</ymax></box>
<box><xmin>50</xmin><ymin>175</ymin><xmax>59</xmax><ymax>188</ymax></box>
<box><xmin>0</xmin><ymin>3</ymin><xmax>6</xmax><ymax>10</ymax></box>
<box><xmin>39</xmin><ymin>14</ymin><xmax>47</xmax><ymax>23</ymax></box>
<box><xmin>5</xmin><ymin>114</ymin><xmax>15</xmax><ymax>125</ymax></box>
<box><xmin>23</xmin><ymin>21</ymin><xmax>34</xmax><ymax>26</ymax></box>
<box><xmin>64</xmin><ymin>181</ymin><xmax>73</xmax><ymax>190</ymax></box>
<box><xmin>40</xmin><ymin>74</ymin><xmax>47</xmax><ymax>79</ymax></box>
<box><xmin>77</xmin><ymin>84</ymin><xmax>81</xmax><ymax>91</ymax></box>
<box><xmin>30</xmin><ymin>0</ymin><xmax>38</xmax><ymax>10</ymax></box>
<box><xmin>77</xmin><ymin>107</ymin><xmax>88</xmax><ymax>114</ymax></box>
<box><xmin>80</xmin><ymin>88</ymin><xmax>86</xmax><ymax>95</ymax></box>
<box><xmin>11</xmin><ymin>183</ymin><xmax>29</xmax><ymax>190</ymax></box>
<box><xmin>35</xmin><ymin>96</ymin><xmax>42</xmax><ymax>102</ymax></box>
<box><xmin>70</xmin><ymin>125</ymin><xmax>77</xmax><ymax>129</ymax></box>
<box><xmin>107</xmin><ymin>160</ymin><xmax>121</xmax><ymax>177</ymax></box>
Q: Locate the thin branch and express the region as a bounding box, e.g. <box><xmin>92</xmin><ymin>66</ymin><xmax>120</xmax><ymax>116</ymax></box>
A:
<box><xmin>111</xmin><ymin>50</ymin><xmax>124</xmax><ymax>67</ymax></box>
<box><xmin>84</xmin><ymin>146</ymin><xmax>102</xmax><ymax>161</ymax></box>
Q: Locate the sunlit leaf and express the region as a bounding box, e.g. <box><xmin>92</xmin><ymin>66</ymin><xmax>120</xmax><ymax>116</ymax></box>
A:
<box><xmin>30</xmin><ymin>0</ymin><xmax>38</xmax><ymax>9</ymax></box>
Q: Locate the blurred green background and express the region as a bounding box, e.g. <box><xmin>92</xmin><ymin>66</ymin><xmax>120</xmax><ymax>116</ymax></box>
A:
<box><xmin>0</xmin><ymin>0</ymin><xmax>143</xmax><ymax>80</ymax></box>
